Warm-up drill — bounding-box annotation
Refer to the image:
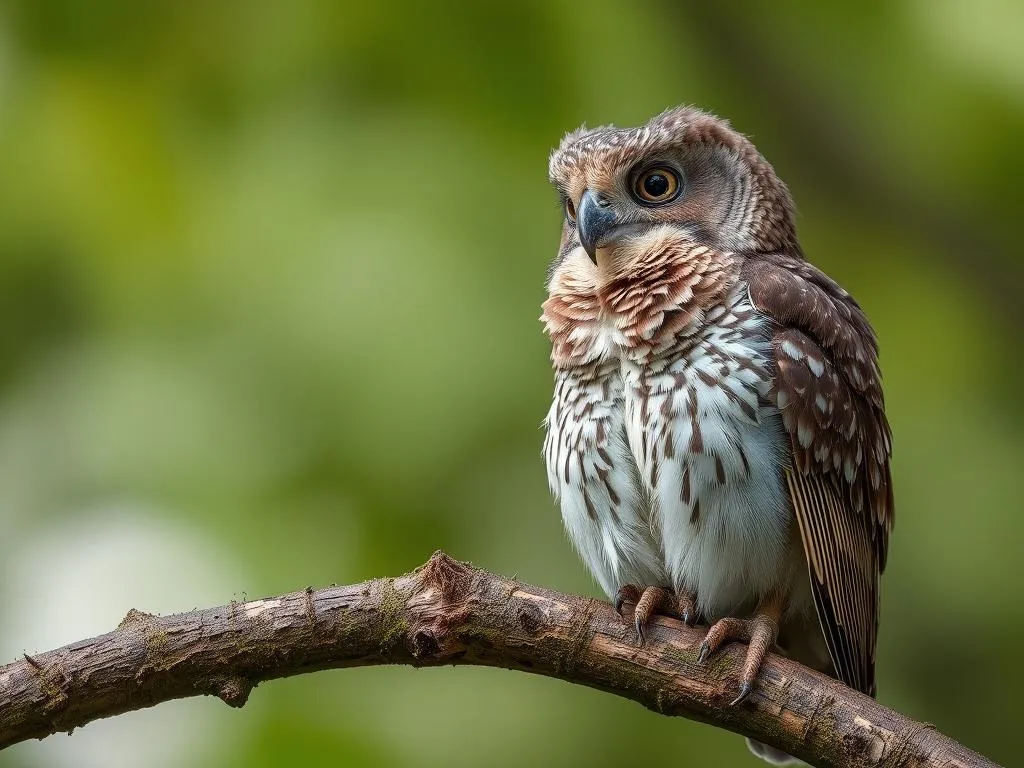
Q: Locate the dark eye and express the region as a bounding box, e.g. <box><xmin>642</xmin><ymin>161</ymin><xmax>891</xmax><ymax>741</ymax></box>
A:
<box><xmin>633</xmin><ymin>167</ymin><xmax>681</xmax><ymax>204</ymax></box>
<box><xmin>565</xmin><ymin>197</ymin><xmax>576</xmax><ymax>222</ymax></box>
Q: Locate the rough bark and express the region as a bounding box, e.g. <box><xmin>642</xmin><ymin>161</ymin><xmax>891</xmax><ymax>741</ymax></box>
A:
<box><xmin>0</xmin><ymin>552</ymin><xmax>998</xmax><ymax>767</ymax></box>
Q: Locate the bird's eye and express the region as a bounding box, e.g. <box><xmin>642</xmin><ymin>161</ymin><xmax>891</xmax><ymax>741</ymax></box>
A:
<box><xmin>633</xmin><ymin>167</ymin><xmax>681</xmax><ymax>204</ymax></box>
<box><xmin>565</xmin><ymin>197</ymin><xmax>577</xmax><ymax>223</ymax></box>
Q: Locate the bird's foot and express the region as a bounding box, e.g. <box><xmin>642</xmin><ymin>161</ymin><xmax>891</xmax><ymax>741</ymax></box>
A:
<box><xmin>614</xmin><ymin>585</ymin><xmax>698</xmax><ymax>644</ymax></box>
<box><xmin>697</xmin><ymin>611</ymin><xmax>780</xmax><ymax>706</ymax></box>
<box><xmin>613</xmin><ymin>584</ymin><xmax>640</xmax><ymax>618</ymax></box>
<box><xmin>614</xmin><ymin>584</ymin><xmax>673</xmax><ymax>644</ymax></box>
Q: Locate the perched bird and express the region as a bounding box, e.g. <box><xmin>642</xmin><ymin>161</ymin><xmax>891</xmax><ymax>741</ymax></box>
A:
<box><xmin>541</xmin><ymin>106</ymin><xmax>893</xmax><ymax>764</ymax></box>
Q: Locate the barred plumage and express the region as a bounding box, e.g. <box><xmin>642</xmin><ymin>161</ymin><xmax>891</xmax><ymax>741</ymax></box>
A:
<box><xmin>542</xmin><ymin>106</ymin><xmax>893</xmax><ymax>764</ymax></box>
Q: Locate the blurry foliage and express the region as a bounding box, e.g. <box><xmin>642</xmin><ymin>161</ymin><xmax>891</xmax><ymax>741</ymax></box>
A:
<box><xmin>0</xmin><ymin>1</ymin><xmax>1021</xmax><ymax>766</ymax></box>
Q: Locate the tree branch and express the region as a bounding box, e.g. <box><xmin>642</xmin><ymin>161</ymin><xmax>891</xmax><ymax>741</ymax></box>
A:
<box><xmin>0</xmin><ymin>552</ymin><xmax>997</xmax><ymax>767</ymax></box>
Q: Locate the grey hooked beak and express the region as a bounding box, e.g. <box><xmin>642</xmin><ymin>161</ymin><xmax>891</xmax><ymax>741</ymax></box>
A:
<box><xmin>577</xmin><ymin>189</ymin><xmax>619</xmax><ymax>264</ymax></box>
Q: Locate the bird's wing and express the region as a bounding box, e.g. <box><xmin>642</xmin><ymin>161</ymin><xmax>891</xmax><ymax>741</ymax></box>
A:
<box><xmin>743</xmin><ymin>253</ymin><xmax>894</xmax><ymax>696</ymax></box>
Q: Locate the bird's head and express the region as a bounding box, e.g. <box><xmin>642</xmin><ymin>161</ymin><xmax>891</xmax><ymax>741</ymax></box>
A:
<box><xmin>548</xmin><ymin>106</ymin><xmax>800</xmax><ymax>274</ymax></box>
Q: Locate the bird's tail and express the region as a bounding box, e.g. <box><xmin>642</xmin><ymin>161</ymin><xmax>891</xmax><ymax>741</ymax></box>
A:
<box><xmin>746</xmin><ymin>738</ymin><xmax>802</xmax><ymax>765</ymax></box>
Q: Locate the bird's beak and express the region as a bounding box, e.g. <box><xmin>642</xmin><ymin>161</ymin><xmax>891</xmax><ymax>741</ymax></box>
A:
<box><xmin>577</xmin><ymin>189</ymin><xmax>619</xmax><ymax>264</ymax></box>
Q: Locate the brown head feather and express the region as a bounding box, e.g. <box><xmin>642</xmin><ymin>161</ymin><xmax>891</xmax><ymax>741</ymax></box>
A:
<box><xmin>549</xmin><ymin>106</ymin><xmax>800</xmax><ymax>256</ymax></box>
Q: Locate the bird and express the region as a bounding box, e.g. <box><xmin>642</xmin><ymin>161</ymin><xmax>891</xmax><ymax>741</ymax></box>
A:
<box><xmin>541</xmin><ymin>105</ymin><xmax>893</xmax><ymax>764</ymax></box>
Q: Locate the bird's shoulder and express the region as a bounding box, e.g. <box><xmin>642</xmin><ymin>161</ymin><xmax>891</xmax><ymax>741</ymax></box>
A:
<box><xmin>741</xmin><ymin>252</ymin><xmax>893</xmax><ymax>544</ymax></box>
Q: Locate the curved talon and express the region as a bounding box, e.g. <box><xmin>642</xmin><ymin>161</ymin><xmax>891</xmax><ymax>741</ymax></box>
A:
<box><xmin>697</xmin><ymin>640</ymin><xmax>711</xmax><ymax>665</ymax></box>
<box><xmin>613</xmin><ymin>584</ymin><xmax>640</xmax><ymax>618</ymax></box>
<box><xmin>635</xmin><ymin>616</ymin><xmax>646</xmax><ymax>645</ymax></box>
<box><xmin>610</xmin><ymin>581</ymin><xmax>634</xmax><ymax>618</ymax></box>
<box><xmin>677</xmin><ymin>591</ymin><xmax>698</xmax><ymax>627</ymax></box>
<box><xmin>730</xmin><ymin>681</ymin><xmax>753</xmax><ymax>706</ymax></box>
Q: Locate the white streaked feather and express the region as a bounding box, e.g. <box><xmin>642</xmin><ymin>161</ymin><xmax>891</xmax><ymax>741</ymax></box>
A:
<box><xmin>623</xmin><ymin>293</ymin><xmax>793</xmax><ymax>619</ymax></box>
<box><xmin>544</xmin><ymin>366</ymin><xmax>665</xmax><ymax>597</ymax></box>
<box><xmin>544</xmin><ymin>286</ymin><xmax>800</xmax><ymax>621</ymax></box>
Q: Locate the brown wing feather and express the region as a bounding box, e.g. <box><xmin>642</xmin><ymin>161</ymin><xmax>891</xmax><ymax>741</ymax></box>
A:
<box><xmin>744</xmin><ymin>254</ymin><xmax>894</xmax><ymax>697</ymax></box>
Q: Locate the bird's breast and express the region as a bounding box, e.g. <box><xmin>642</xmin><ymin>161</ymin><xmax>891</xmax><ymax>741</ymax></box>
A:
<box><xmin>542</xmin><ymin>238</ymin><xmax>737</xmax><ymax>368</ymax></box>
<box><xmin>620</xmin><ymin>287</ymin><xmax>795</xmax><ymax>618</ymax></box>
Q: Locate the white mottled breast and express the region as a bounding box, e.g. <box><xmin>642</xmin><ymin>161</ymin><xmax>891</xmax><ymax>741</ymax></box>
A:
<box><xmin>544</xmin><ymin>281</ymin><xmax>796</xmax><ymax>620</ymax></box>
<box><xmin>621</xmin><ymin>290</ymin><xmax>794</xmax><ymax>619</ymax></box>
<box><xmin>544</xmin><ymin>360</ymin><xmax>667</xmax><ymax>597</ymax></box>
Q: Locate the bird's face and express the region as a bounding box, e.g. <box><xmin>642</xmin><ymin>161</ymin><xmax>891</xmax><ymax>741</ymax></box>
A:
<box><xmin>548</xmin><ymin>107</ymin><xmax>798</xmax><ymax>274</ymax></box>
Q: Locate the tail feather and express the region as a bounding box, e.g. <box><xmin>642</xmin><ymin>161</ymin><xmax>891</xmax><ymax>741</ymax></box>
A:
<box><xmin>746</xmin><ymin>739</ymin><xmax>802</xmax><ymax>765</ymax></box>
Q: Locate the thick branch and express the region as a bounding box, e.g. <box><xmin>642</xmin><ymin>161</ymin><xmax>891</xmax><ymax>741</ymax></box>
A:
<box><xmin>0</xmin><ymin>552</ymin><xmax>997</xmax><ymax>767</ymax></box>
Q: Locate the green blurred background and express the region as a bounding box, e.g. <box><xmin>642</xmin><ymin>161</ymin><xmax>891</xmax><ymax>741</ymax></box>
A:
<box><xmin>0</xmin><ymin>2</ymin><xmax>1021</xmax><ymax>766</ymax></box>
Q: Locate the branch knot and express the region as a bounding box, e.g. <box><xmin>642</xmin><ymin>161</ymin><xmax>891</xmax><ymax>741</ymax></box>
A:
<box><xmin>215</xmin><ymin>677</ymin><xmax>253</xmax><ymax>709</ymax></box>
<box><xmin>407</xmin><ymin>551</ymin><xmax>474</xmax><ymax>660</ymax></box>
